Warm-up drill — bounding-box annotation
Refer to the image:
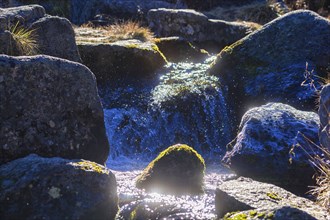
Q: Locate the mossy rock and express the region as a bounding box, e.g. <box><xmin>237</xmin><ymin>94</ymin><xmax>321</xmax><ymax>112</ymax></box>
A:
<box><xmin>136</xmin><ymin>144</ymin><xmax>205</xmax><ymax>195</ymax></box>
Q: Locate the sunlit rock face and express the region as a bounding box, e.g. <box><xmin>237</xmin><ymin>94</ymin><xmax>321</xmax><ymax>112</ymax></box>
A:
<box><xmin>0</xmin><ymin>154</ymin><xmax>118</xmax><ymax>220</ymax></box>
<box><xmin>222</xmin><ymin>103</ymin><xmax>321</xmax><ymax>193</ymax></box>
<box><xmin>0</xmin><ymin>55</ymin><xmax>109</xmax><ymax>165</ymax></box>
<box><xmin>0</xmin><ymin>5</ymin><xmax>81</xmax><ymax>62</ymax></box>
<box><xmin>215</xmin><ymin>177</ymin><xmax>329</xmax><ymax>219</ymax></box>
<box><xmin>103</xmin><ymin>57</ymin><xmax>233</xmax><ymax>159</ymax></box>
<box><xmin>209</xmin><ymin>10</ymin><xmax>330</xmax><ymax>126</ymax></box>
<box><xmin>135</xmin><ymin>144</ymin><xmax>205</xmax><ymax>195</ymax></box>
<box><xmin>319</xmin><ymin>84</ymin><xmax>330</xmax><ymax>150</ymax></box>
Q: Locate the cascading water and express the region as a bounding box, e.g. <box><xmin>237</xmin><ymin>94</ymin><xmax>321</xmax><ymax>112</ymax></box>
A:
<box><xmin>100</xmin><ymin>56</ymin><xmax>236</xmax><ymax>219</ymax></box>
<box><xmin>102</xmin><ymin>56</ymin><xmax>233</xmax><ymax>160</ymax></box>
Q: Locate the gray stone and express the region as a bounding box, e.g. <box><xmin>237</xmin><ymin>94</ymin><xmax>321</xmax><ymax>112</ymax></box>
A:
<box><xmin>0</xmin><ymin>30</ymin><xmax>19</xmax><ymax>55</ymax></box>
<box><xmin>78</xmin><ymin>39</ymin><xmax>166</xmax><ymax>85</ymax></box>
<box><xmin>148</xmin><ymin>8</ymin><xmax>256</xmax><ymax>47</ymax></box>
<box><xmin>222</xmin><ymin>103</ymin><xmax>321</xmax><ymax>192</ymax></box>
<box><xmin>0</xmin><ymin>5</ymin><xmax>81</xmax><ymax>62</ymax></box>
<box><xmin>209</xmin><ymin>10</ymin><xmax>330</xmax><ymax>124</ymax></box>
<box><xmin>31</xmin><ymin>15</ymin><xmax>81</xmax><ymax>62</ymax></box>
<box><xmin>319</xmin><ymin>84</ymin><xmax>330</xmax><ymax>150</ymax></box>
<box><xmin>70</xmin><ymin>0</ymin><xmax>183</xmax><ymax>24</ymax></box>
<box><xmin>0</xmin><ymin>55</ymin><xmax>109</xmax><ymax>165</ymax></box>
<box><xmin>215</xmin><ymin>177</ymin><xmax>329</xmax><ymax>219</ymax></box>
<box><xmin>0</xmin><ymin>4</ymin><xmax>45</xmax><ymax>29</ymax></box>
<box><xmin>204</xmin><ymin>0</ymin><xmax>288</xmax><ymax>24</ymax></box>
<box><xmin>0</xmin><ymin>154</ymin><xmax>118</xmax><ymax>220</ymax></box>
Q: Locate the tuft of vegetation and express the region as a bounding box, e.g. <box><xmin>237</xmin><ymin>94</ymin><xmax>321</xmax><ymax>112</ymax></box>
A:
<box><xmin>309</xmin><ymin>145</ymin><xmax>330</xmax><ymax>210</ymax></box>
<box><xmin>291</xmin><ymin>69</ymin><xmax>330</xmax><ymax>210</ymax></box>
<box><xmin>75</xmin><ymin>20</ymin><xmax>154</xmax><ymax>44</ymax></box>
<box><xmin>10</xmin><ymin>22</ymin><xmax>39</xmax><ymax>55</ymax></box>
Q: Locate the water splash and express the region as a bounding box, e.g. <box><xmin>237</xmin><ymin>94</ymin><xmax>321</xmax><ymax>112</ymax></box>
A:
<box><xmin>107</xmin><ymin>157</ymin><xmax>235</xmax><ymax>219</ymax></box>
<box><xmin>103</xmin><ymin>56</ymin><xmax>232</xmax><ymax>159</ymax></box>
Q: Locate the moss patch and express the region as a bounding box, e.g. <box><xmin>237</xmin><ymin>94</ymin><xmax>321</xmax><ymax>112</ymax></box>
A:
<box><xmin>70</xmin><ymin>161</ymin><xmax>109</xmax><ymax>174</ymax></box>
<box><xmin>220</xmin><ymin>39</ymin><xmax>244</xmax><ymax>56</ymax></box>
<box><xmin>224</xmin><ymin>210</ymin><xmax>274</xmax><ymax>220</ymax></box>
<box><xmin>266</xmin><ymin>192</ymin><xmax>282</xmax><ymax>201</ymax></box>
<box><xmin>224</xmin><ymin>212</ymin><xmax>248</xmax><ymax>220</ymax></box>
<box><xmin>152</xmin><ymin>44</ymin><xmax>168</xmax><ymax>64</ymax></box>
<box><xmin>136</xmin><ymin>144</ymin><xmax>205</xmax><ymax>195</ymax></box>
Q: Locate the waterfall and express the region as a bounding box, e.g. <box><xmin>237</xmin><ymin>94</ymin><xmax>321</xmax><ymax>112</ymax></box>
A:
<box><xmin>102</xmin><ymin>56</ymin><xmax>232</xmax><ymax>159</ymax></box>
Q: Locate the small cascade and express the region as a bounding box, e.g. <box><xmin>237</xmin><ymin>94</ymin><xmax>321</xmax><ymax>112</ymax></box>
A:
<box><xmin>102</xmin><ymin>56</ymin><xmax>233</xmax><ymax>159</ymax></box>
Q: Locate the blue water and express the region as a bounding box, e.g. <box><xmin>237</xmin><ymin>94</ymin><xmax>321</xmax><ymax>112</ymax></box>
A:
<box><xmin>102</xmin><ymin>56</ymin><xmax>233</xmax><ymax>160</ymax></box>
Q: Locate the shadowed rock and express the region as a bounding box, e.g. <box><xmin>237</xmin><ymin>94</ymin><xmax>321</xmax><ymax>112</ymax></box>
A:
<box><xmin>0</xmin><ymin>154</ymin><xmax>118</xmax><ymax>220</ymax></box>
<box><xmin>78</xmin><ymin>39</ymin><xmax>166</xmax><ymax>86</ymax></box>
<box><xmin>0</xmin><ymin>55</ymin><xmax>109</xmax><ymax>165</ymax></box>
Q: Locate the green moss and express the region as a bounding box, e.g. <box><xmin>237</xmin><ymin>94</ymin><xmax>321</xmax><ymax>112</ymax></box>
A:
<box><xmin>224</xmin><ymin>212</ymin><xmax>248</xmax><ymax>220</ymax></box>
<box><xmin>70</xmin><ymin>161</ymin><xmax>109</xmax><ymax>174</ymax></box>
<box><xmin>266</xmin><ymin>192</ymin><xmax>282</xmax><ymax>201</ymax></box>
<box><xmin>152</xmin><ymin>44</ymin><xmax>168</xmax><ymax>64</ymax></box>
<box><xmin>147</xmin><ymin>144</ymin><xmax>205</xmax><ymax>171</ymax></box>
<box><xmin>249</xmin><ymin>210</ymin><xmax>257</xmax><ymax>217</ymax></box>
<box><xmin>266</xmin><ymin>212</ymin><xmax>274</xmax><ymax>219</ymax></box>
<box><xmin>136</xmin><ymin>144</ymin><xmax>205</xmax><ymax>194</ymax></box>
<box><xmin>130</xmin><ymin>209</ymin><xmax>137</xmax><ymax>220</ymax></box>
<box><xmin>125</xmin><ymin>43</ymin><xmax>140</xmax><ymax>49</ymax></box>
<box><xmin>257</xmin><ymin>212</ymin><xmax>266</xmax><ymax>218</ymax></box>
<box><xmin>220</xmin><ymin>40</ymin><xmax>244</xmax><ymax>56</ymax></box>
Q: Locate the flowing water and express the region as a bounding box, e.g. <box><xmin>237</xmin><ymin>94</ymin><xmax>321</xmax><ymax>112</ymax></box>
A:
<box><xmin>107</xmin><ymin>157</ymin><xmax>235</xmax><ymax>219</ymax></box>
<box><xmin>101</xmin><ymin>56</ymin><xmax>235</xmax><ymax>219</ymax></box>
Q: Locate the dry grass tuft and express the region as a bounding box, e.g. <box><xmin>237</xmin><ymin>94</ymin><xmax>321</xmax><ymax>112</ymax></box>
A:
<box><xmin>10</xmin><ymin>22</ymin><xmax>39</xmax><ymax>55</ymax></box>
<box><xmin>76</xmin><ymin>21</ymin><xmax>154</xmax><ymax>44</ymax></box>
<box><xmin>309</xmin><ymin>146</ymin><xmax>330</xmax><ymax>210</ymax></box>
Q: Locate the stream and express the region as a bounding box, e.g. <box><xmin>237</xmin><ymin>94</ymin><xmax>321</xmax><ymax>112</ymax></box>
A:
<box><xmin>101</xmin><ymin>56</ymin><xmax>235</xmax><ymax>219</ymax></box>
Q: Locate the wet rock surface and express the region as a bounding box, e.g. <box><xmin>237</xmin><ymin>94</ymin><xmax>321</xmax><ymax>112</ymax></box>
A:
<box><xmin>222</xmin><ymin>103</ymin><xmax>321</xmax><ymax>193</ymax></box>
<box><xmin>0</xmin><ymin>5</ymin><xmax>80</xmax><ymax>61</ymax></box>
<box><xmin>0</xmin><ymin>154</ymin><xmax>118</xmax><ymax>220</ymax></box>
<box><xmin>215</xmin><ymin>177</ymin><xmax>329</xmax><ymax>219</ymax></box>
<box><xmin>148</xmin><ymin>8</ymin><xmax>257</xmax><ymax>49</ymax></box>
<box><xmin>0</xmin><ymin>55</ymin><xmax>109</xmax><ymax>165</ymax></box>
<box><xmin>209</xmin><ymin>10</ymin><xmax>330</xmax><ymax>125</ymax></box>
<box><xmin>319</xmin><ymin>84</ymin><xmax>330</xmax><ymax>150</ymax></box>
